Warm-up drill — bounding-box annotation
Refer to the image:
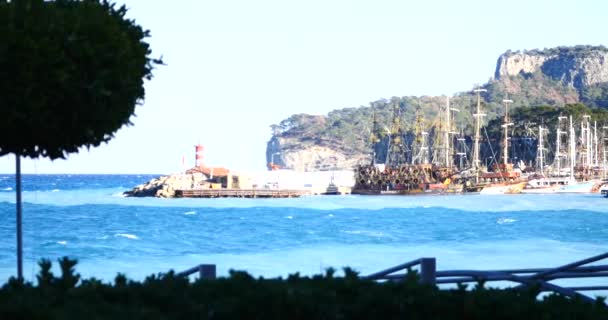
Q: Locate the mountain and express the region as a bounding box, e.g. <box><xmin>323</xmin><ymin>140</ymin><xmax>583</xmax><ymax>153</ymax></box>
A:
<box><xmin>267</xmin><ymin>45</ymin><xmax>608</xmax><ymax>171</ymax></box>
<box><xmin>495</xmin><ymin>46</ymin><xmax>608</xmax><ymax>91</ymax></box>
<box><xmin>492</xmin><ymin>45</ymin><xmax>608</xmax><ymax>108</ymax></box>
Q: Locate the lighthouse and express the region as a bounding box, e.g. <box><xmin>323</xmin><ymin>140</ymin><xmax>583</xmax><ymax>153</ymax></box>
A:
<box><xmin>195</xmin><ymin>144</ymin><xmax>205</xmax><ymax>168</ymax></box>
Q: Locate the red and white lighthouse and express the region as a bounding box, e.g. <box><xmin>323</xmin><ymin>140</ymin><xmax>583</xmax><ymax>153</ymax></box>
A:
<box><xmin>195</xmin><ymin>144</ymin><xmax>205</xmax><ymax>168</ymax></box>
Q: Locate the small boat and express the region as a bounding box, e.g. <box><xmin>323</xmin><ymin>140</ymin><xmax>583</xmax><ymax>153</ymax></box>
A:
<box><xmin>522</xmin><ymin>175</ymin><xmax>572</xmax><ymax>194</ymax></box>
<box><xmin>322</xmin><ymin>182</ymin><xmax>340</xmax><ymax>195</ymax></box>
<box><xmin>526</xmin><ymin>175</ymin><xmax>573</xmax><ymax>189</ymax></box>
<box><xmin>477</xmin><ymin>163</ymin><xmax>526</xmax><ymax>195</ymax></box>
<box><xmin>555</xmin><ymin>180</ymin><xmax>599</xmax><ymax>193</ymax></box>
<box><xmin>600</xmin><ymin>183</ymin><xmax>608</xmax><ymax>197</ymax></box>
<box><xmin>322</xmin><ymin>175</ymin><xmax>341</xmax><ymax>195</ymax></box>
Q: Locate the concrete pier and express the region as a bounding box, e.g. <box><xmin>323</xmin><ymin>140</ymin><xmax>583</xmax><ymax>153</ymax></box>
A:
<box><xmin>175</xmin><ymin>189</ymin><xmax>309</xmax><ymax>198</ymax></box>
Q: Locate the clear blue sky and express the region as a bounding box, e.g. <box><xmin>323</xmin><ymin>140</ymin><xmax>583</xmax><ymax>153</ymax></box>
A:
<box><xmin>1</xmin><ymin>0</ymin><xmax>606</xmax><ymax>174</ymax></box>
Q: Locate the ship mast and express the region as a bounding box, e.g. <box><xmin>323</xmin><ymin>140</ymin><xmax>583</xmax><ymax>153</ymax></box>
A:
<box><xmin>472</xmin><ymin>87</ymin><xmax>487</xmax><ymax>183</ymax></box>
<box><xmin>586</xmin><ymin>115</ymin><xmax>592</xmax><ymax>168</ymax></box>
<box><xmin>603</xmin><ymin>124</ymin><xmax>608</xmax><ymax>179</ymax></box>
<box><xmin>444</xmin><ymin>96</ymin><xmax>451</xmax><ymax>167</ymax></box>
<box><xmin>580</xmin><ymin>120</ymin><xmax>584</xmax><ymax>167</ymax></box>
<box><xmin>594</xmin><ymin>121</ymin><xmax>599</xmax><ymax>167</ymax></box>
<box><xmin>555</xmin><ymin>116</ymin><xmax>567</xmax><ymax>176</ymax></box>
<box><xmin>438</xmin><ymin>96</ymin><xmax>460</xmax><ymax>168</ymax></box>
<box><xmin>537</xmin><ymin>125</ymin><xmax>547</xmax><ymax>175</ymax></box>
<box><xmin>449</xmin><ymin>102</ymin><xmax>460</xmax><ymax>168</ymax></box>
<box><xmin>569</xmin><ymin>115</ymin><xmax>576</xmax><ymax>181</ymax></box>
<box><xmin>502</xmin><ymin>98</ymin><xmax>513</xmax><ymax>166</ymax></box>
<box><xmin>582</xmin><ymin>115</ymin><xmax>592</xmax><ymax>168</ymax></box>
<box><xmin>386</xmin><ymin>98</ymin><xmax>405</xmax><ymax>167</ymax></box>
<box><xmin>369</xmin><ymin>102</ymin><xmax>379</xmax><ymax>165</ymax></box>
<box><xmin>412</xmin><ymin>105</ymin><xmax>429</xmax><ymax>165</ymax></box>
<box><xmin>456</xmin><ymin>130</ymin><xmax>467</xmax><ymax>170</ymax></box>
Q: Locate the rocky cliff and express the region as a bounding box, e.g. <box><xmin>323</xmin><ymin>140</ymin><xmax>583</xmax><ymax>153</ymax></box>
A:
<box><xmin>268</xmin><ymin>45</ymin><xmax>608</xmax><ymax>171</ymax></box>
<box><xmin>267</xmin><ymin>135</ymin><xmax>370</xmax><ymax>172</ymax></box>
<box><xmin>495</xmin><ymin>46</ymin><xmax>608</xmax><ymax>92</ymax></box>
<box><xmin>495</xmin><ymin>52</ymin><xmax>550</xmax><ymax>79</ymax></box>
<box><xmin>266</xmin><ymin>96</ymin><xmax>459</xmax><ymax>171</ymax></box>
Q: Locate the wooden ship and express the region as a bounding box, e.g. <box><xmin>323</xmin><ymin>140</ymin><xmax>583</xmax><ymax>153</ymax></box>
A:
<box><xmin>352</xmin><ymin>87</ymin><xmax>608</xmax><ymax>195</ymax></box>
<box><xmin>352</xmin><ymin>97</ymin><xmax>463</xmax><ymax>195</ymax></box>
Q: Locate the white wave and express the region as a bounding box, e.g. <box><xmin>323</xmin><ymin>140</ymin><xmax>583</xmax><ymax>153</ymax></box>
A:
<box><xmin>51</xmin><ymin>189</ymin><xmax>60</xmax><ymax>192</ymax></box>
<box><xmin>57</xmin><ymin>241</ymin><xmax>67</xmax><ymax>245</ymax></box>
<box><xmin>497</xmin><ymin>218</ymin><xmax>517</xmax><ymax>225</ymax></box>
<box><xmin>327</xmin><ymin>214</ymin><xmax>334</xmax><ymax>218</ymax></box>
<box><xmin>2</xmin><ymin>187</ymin><xmax>12</xmax><ymax>191</ymax></box>
<box><xmin>343</xmin><ymin>230</ymin><xmax>385</xmax><ymax>237</ymax></box>
<box><xmin>286</xmin><ymin>215</ymin><xmax>294</xmax><ymax>219</ymax></box>
<box><xmin>5</xmin><ymin>189</ymin><xmax>607</xmax><ymax>214</ymax></box>
<box><xmin>97</xmin><ymin>235</ymin><xmax>109</xmax><ymax>240</ymax></box>
<box><xmin>115</xmin><ymin>233</ymin><xmax>138</xmax><ymax>240</ymax></box>
<box><xmin>184</xmin><ymin>211</ymin><xmax>197</xmax><ymax>215</ymax></box>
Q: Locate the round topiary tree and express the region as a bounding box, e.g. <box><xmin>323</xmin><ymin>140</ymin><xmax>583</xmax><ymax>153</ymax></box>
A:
<box><xmin>0</xmin><ymin>0</ymin><xmax>162</xmax><ymax>279</ymax></box>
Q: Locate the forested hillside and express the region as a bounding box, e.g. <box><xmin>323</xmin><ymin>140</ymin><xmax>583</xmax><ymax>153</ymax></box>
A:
<box><xmin>267</xmin><ymin>45</ymin><xmax>608</xmax><ymax>171</ymax></box>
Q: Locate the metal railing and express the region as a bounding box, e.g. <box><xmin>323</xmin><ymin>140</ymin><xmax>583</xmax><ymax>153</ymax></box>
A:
<box><xmin>363</xmin><ymin>252</ymin><xmax>608</xmax><ymax>303</ymax></box>
<box><xmin>178</xmin><ymin>253</ymin><xmax>608</xmax><ymax>303</ymax></box>
<box><xmin>176</xmin><ymin>264</ymin><xmax>216</xmax><ymax>280</ymax></box>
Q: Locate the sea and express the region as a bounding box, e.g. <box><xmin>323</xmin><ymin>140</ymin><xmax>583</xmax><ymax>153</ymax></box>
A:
<box><xmin>0</xmin><ymin>174</ymin><xmax>607</xmax><ymax>289</ymax></box>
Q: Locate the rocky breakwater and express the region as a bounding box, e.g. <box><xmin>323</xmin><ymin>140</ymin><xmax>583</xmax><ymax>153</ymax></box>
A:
<box><xmin>123</xmin><ymin>173</ymin><xmax>207</xmax><ymax>198</ymax></box>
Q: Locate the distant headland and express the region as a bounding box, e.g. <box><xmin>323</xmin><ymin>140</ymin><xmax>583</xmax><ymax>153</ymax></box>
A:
<box><xmin>267</xmin><ymin>45</ymin><xmax>608</xmax><ymax>171</ymax></box>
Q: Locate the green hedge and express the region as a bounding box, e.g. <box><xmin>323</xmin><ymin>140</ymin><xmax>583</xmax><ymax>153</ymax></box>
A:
<box><xmin>1</xmin><ymin>258</ymin><xmax>606</xmax><ymax>319</ymax></box>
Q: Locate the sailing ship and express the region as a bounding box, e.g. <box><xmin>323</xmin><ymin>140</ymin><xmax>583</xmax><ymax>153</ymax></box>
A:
<box><xmin>352</xmin><ymin>88</ymin><xmax>608</xmax><ymax>195</ymax></box>
<box><xmin>525</xmin><ymin>114</ymin><xmax>605</xmax><ymax>193</ymax></box>
<box><xmin>473</xmin><ymin>94</ymin><xmax>526</xmax><ymax>194</ymax></box>
<box><xmin>352</xmin><ymin>97</ymin><xmax>461</xmax><ymax>195</ymax></box>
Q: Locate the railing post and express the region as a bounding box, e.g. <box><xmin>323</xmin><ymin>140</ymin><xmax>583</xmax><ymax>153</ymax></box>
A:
<box><xmin>198</xmin><ymin>264</ymin><xmax>216</xmax><ymax>280</ymax></box>
<box><xmin>420</xmin><ymin>258</ymin><xmax>436</xmax><ymax>285</ymax></box>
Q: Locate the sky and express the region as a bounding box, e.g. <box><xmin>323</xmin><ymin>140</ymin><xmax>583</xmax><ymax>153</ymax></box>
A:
<box><xmin>1</xmin><ymin>0</ymin><xmax>606</xmax><ymax>174</ymax></box>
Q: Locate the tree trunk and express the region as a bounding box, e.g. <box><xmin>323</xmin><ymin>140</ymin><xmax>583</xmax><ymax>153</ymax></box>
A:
<box><xmin>16</xmin><ymin>155</ymin><xmax>22</xmax><ymax>280</ymax></box>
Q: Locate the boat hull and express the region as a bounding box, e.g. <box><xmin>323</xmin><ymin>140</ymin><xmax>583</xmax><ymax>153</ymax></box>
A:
<box><xmin>556</xmin><ymin>181</ymin><xmax>599</xmax><ymax>193</ymax></box>
<box><xmin>521</xmin><ymin>185</ymin><xmax>560</xmax><ymax>194</ymax></box>
<box><xmin>352</xmin><ymin>185</ymin><xmax>464</xmax><ymax>195</ymax></box>
<box><xmin>479</xmin><ymin>182</ymin><xmax>526</xmax><ymax>195</ymax></box>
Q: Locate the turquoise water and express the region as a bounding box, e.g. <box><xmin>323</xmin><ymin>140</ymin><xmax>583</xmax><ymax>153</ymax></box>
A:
<box><xmin>0</xmin><ymin>174</ymin><xmax>607</xmax><ymax>284</ymax></box>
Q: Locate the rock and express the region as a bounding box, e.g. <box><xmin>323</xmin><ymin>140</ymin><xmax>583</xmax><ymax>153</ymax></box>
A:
<box><xmin>495</xmin><ymin>46</ymin><xmax>608</xmax><ymax>92</ymax></box>
<box><xmin>495</xmin><ymin>52</ymin><xmax>551</xmax><ymax>80</ymax></box>
<box><xmin>124</xmin><ymin>172</ymin><xmax>208</xmax><ymax>198</ymax></box>
<box><xmin>280</xmin><ymin>144</ymin><xmax>368</xmax><ymax>171</ymax></box>
<box><xmin>266</xmin><ymin>134</ymin><xmax>370</xmax><ymax>172</ymax></box>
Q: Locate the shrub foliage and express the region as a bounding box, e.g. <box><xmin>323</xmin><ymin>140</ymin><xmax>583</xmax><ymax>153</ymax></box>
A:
<box><xmin>1</xmin><ymin>258</ymin><xmax>607</xmax><ymax>319</ymax></box>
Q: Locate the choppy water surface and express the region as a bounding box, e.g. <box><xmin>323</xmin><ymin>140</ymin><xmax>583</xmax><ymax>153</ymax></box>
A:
<box><xmin>0</xmin><ymin>174</ymin><xmax>607</xmax><ymax>283</ymax></box>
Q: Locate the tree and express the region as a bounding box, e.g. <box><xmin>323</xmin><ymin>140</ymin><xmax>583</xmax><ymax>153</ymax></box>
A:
<box><xmin>0</xmin><ymin>0</ymin><xmax>162</xmax><ymax>279</ymax></box>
